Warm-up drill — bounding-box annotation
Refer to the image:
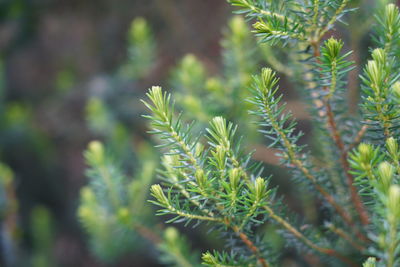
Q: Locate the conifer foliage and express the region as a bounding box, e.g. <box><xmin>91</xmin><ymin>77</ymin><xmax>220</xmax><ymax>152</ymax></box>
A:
<box><xmin>142</xmin><ymin>0</ymin><xmax>400</xmax><ymax>266</ymax></box>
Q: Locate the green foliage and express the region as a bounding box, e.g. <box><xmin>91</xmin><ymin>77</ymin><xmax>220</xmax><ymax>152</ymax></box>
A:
<box><xmin>349</xmin><ymin>137</ymin><xmax>400</xmax><ymax>267</ymax></box>
<box><xmin>73</xmin><ymin>0</ymin><xmax>400</xmax><ymax>266</ymax></box>
<box><xmin>363</xmin><ymin>257</ymin><xmax>377</xmax><ymax>267</ymax></box>
<box><xmin>141</xmin><ymin>0</ymin><xmax>400</xmax><ymax>266</ymax></box>
<box><xmin>158</xmin><ymin>227</ymin><xmax>201</xmax><ymax>267</ymax></box>
<box><xmin>80</xmin><ymin>17</ymin><xmax>159</xmax><ymax>261</ymax></box>
<box><xmin>78</xmin><ymin>140</ymin><xmax>157</xmax><ymax>262</ymax></box>
<box><xmin>119</xmin><ymin>17</ymin><xmax>156</xmax><ymax>79</ymax></box>
<box><xmin>170</xmin><ymin>16</ymin><xmax>262</xmax><ymax>141</ymax></box>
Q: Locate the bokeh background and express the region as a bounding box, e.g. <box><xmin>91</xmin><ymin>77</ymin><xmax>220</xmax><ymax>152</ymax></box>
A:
<box><xmin>0</xmin><ymin>0</ymin><xmax>397</xmax><ymax>266</ymax></box>
<box><xmin>0</xmin><ymin>1</ymin><xmax>241</xmax><ymax>266</ymax></box>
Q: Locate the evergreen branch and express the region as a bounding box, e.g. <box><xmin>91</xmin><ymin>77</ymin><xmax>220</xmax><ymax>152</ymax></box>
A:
<box><xmin>325</xmin><ymin>100</ymin><xmax>369</xmax><ymax>225</ymax></box>
<box><xmin>150</xmin><ymin>184</ymin><xmax>222</xmax><ymax>223</ymax></box>
<box><xmin>386</xmin><ymin>186</ymin><xmax>400</xmax><ymax>267</ymax></box>
<box><xmin>207</xmin><ymin>116</ymin><xmax>251</xmax><ymax>183</ymax></box>
<box><xmin>144</xmin><ymin>87</ymin><xmax>275</xmax><ymax>265</ymax></box>
<box><xmin>325</xmin><ymin>222</ymin><xmax>366</xmax><ymax>252</ymax></box>
<box><xmin>311</xmin><ymin>0</ymin><xmax>320</xmax><ymax>32</ymax></box>
<box><xmin>375</xmin><ymin>4</ymin><xmax>400</xmax><ymax>57</ymax></box>
<box><xmin>360</xmin><ymin>48</ymin><xmax>400</xmax><ymax>141</ymax></box>
<box><xmin>142</xmin><ymin>86</ymin><xmax>216</xmax><ymax>204</ymax></box>
<box><xmin>158</xmin><ymin>227</ymin><xmax>201</xmax><ymax>267</ymax></box>
<box><xmin>142</xmin><ymin>86</ymin><xmax>200</xmax><ymax>169</ymax></box>
<box><xmin>227</xmin><ymin>0</ymin><xmax>288</xmax><ymax>22</ymax></box>
<box><xmin>202</xmin><ymin>251</ymin><xmax>253</xmax><ymax>267</ymax></box>
<box><xmin>231</xmin><ymin>225</ymin><xmax>270</xmax><ymax>267</ymax></box>
<box><xmin>317</xmin><ymin>0</ymin><xmax>350</xmax><ymax>40</ymax></box>
<box><xmin>262</xmin><ymin>204</ymin><xmax>357</xmax><ymax>266</ymax></box>
<box><xmin>203</xmin><ymin>112</ymin><xmax>355</xmax><ymax>264</ymax></box>
<box><xmin>85</xmin><ymin>141</ymin><xmax>123</xmax><ymax>209</ymax></box>
<box><xmin>363</xmin><ymin>258</ymin><xmax>377</xmax><ymax>267</ymax></box>
<box><xmin>161</xmin><ymin>155</ymin><xmax>216</xmax><ymax>218</ymax></box>
<box><xmin>250</xmin><ymin>68</ymin><xmax>355</xmax><ymax>229</ymax></box>
<box><xmin>253</xmin><ymin>20</ymin><xmax>307</xmax><ymax>42</ymax></box>
<box><xmin>386</xmin><ymin>137</ymin><xmax>400</xmax><ymax>175</ymax></box>
<box><xmin>311</xmin><ymin>40</ymin><xmax>370</xmax><ymax>225</ymax></box>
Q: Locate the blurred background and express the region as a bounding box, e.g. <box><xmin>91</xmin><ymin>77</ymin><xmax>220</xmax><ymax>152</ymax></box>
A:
<box><xmin>0</xmin><ymin>0</ymin><xmax>393</xmax><ymax>266</ymax></box>
<box><xmin>0</xmin><ymin>1</ymin><xmax>248</xmax><ymax>266</ymax></box>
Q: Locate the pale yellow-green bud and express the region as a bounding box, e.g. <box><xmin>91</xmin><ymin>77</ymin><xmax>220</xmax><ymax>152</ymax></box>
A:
<box><xmin>205</xmin><ymin>77</ymin><xmax>223</xmax><ymax>93</ymax></box>
<box><xmin>213</xmin><ymin>145</ymin><xmax>227</xmax><ymax>169</ymax></box>
<box><xmin>386</xmin><ymin>137</ymin><xmax>398</xmax><ymax>158</ymax></box>
<box><xmin>146</xmin><ymin>86</ymin><xmax>165</xmax><ymax>113</ymax></box>
<box><xmin>371</xmin><ymin>48</ymin><xmax>386</xmax><ymax>67</ymax></box>
<box><xmin>363</xmin><ymin>257</ymin><xmax>377</xmax><ymax>267</ymax></box>
<box><xmin>365</xmin><ymin>60</ymin><xmax>381</xmax><ymax>92</ymax></box>
<box><xmin>211</xmin><ymin>117</ymin><xmax>229</xmax><ymax>146</ymax></box>
<box><xmin>254</xmin><ymin>177</ymin><xmax>267</xmax><ymax>201</ymax></box>
<box><xmin>150</xmin><ymin>184</ymin><xmax>169</xmax><ymax>206</ymax></box>
<box><xmin>195</xmin><ymin>169</ymin><xmax>207</xmax><ymax>188</ymax></box>
<box><xmin>164</xmin><ymin>227</ymin><xmax>179</xmax><ymax>243</ymax></box>
<box><xmin>253</xmin><ymin>20</ymin><xmax>271</xmax><ymax>32</ymax></box>
<box><xmin>388</xmin><ymin>185</ymin><xmax>400</xmax><ymax>220</ymax></box>
<box><xmin>88</xmin><ymin>140</ymin><xmax>105</xmax><ymax>164</ymax></box>
<box><xmin>202</xmin><ymin>252</ymin><xmax>217</xmax><ymax>264</ymax></box>
<box><xmin>178</xmin><ymin>54</ymin><xmax>205</xmax><ymax>91</ymax></box>
<box><xmin>392</xmin><ymin>81</ymin><xmax>400</xmax><ymax>99</ymax></box>
<box><xmin>81</xmin><ymin>186</ymin><xmax>96</xmax><ymax>202</ymax></box>
<box><xmin>377</xmin><ymin>161</ymin><xmax>394</xmax><ymax>190</ymax></box>
<box><xmin>78</xmin><ymin>206</ymin><xmax>94</xmax><ymax>220</ymax></box>
<box><xmin>195</xmin><ymin>143</ymin><xmax>205</xmax><ymax>158</ymax></box>
<box><xmin>325</xmin><ymin>37</ymin><xmax>343</xmax><ymax>59</ymax></box>
<box><xmin>162</xmin><ymin>154</ymin><xmax>180</xmax><ymax>169</ymax></box>
<box><xmin>229</xmin><ymin>16</ymin><xmax>248</xmax><ymax>41</ymax></box>
<box><xmin>229</xmin><ymin>168</ymin><xmax>241</xmax><ymax>190</ymax></box>
<box><xmin>130</xmin><ymin>17</ymin><xmax>149</xmax><ymax>43</ymax></box>
<box><xmin>260</xmin><ymin>68</ymin><xmax>277</xmax><ymax>94</ymax></box>
<box><xmin>117</xmin><ymin>207</ymin><xmax>131</xmax><ymax>225</ymax></box>
<box><xmin>358</xmin><ymin>143</ymin><xmax>374</xmax><ymax>163</ymax></box>
<box><xmin>385</xmin><ymin>4</ymin><xmax>399</xmax><ymax>27</ymax></box>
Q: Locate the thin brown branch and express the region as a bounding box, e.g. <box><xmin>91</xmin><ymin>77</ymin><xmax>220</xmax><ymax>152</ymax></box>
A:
<box><xmin>260</xmin><ymin>95</ymin><xmax>358</xmax><ymax>231</ymax></box>
<box><xmin>325</xmin><ymin>102</ymin><xmax>369</xmax><ymax>225</ymax></box>
<box><xmin>292</xmin><ymin>157</ymin><xmax>355</xmax><ymax>228</ymax></box>
<box><xmin>311</xmin><ymin>42</ymin><xmax>370</xmax><ymax>226</ymax></box>
<box><xmin>263</xmin><ymin>205</ymin><xmax>358</xmax><ymax>267</ymax></box>
<box><xmin>326</xmin><ymin>223</ymin><xmax>367</xmax><ymax>251</ymax></box>
<box><xmin>318</xmin><ymin>248</ymin><xmax>360</xmax><ymax>267</ymax></box>
<box><xmin>232</xmin><ymin>225</ymin><xmax>270</xmax><ymax>267</ymax></box>
<box><xmin>347</xmin><ymin>124</ymin><xmax>368</xmax><ymax>152</ymax></box>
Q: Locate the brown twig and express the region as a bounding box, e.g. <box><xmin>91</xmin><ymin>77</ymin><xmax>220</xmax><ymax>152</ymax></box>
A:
<box><xmin>232</xmin><ymin>225</ymin><xmax>270</xmax><ymax>267</ymax></box>
<box><xmin>263</xmin><ymin>205</ymin><xmax>358</xmax><ymax>267</ymax></box>
<box><xmin>326</xmin><ymin>223</ymin><xmax>367</xmax><ymax>251</ymax></box>
<box><xmin>325</xmin><ymin>102</ymin><xmax>370</xmax><ymax>225</ymax></box>
<box><xmin>311</xmin><ymin>42</ymin><xmax>370</xmax><ymax>226</ymax></box>
<box><xmin>260</xmin><ymin>95</ymin><xmax>358</xmax><ymax>230</ymax></box>
<box><xmin>347</xmin><ymin>124</ymin><xmax>368</xmax><ymax>152</ymax></box>
<box><xmin>294</xmin><ymin>157</ymin><xmax>356</xmax><ymax>228</ymax></box>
